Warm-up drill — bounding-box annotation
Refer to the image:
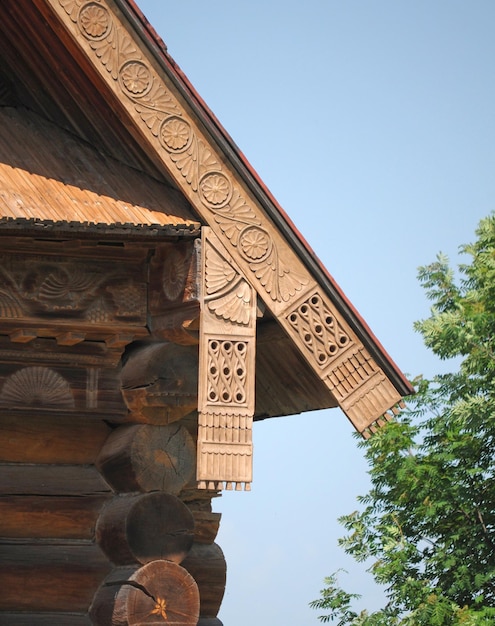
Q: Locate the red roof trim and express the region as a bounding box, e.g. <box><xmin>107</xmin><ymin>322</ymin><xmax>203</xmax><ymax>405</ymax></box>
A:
<box><xmin>118</xmin><ymin>0</ymin><xmax>413</xmax><ymax>396</ymax></box>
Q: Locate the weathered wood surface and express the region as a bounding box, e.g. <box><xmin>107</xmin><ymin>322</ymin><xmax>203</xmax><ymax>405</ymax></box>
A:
<box><xmin>0</xmin><ymin>613</ymin><xmax>92</xmax><ymax>625</ymax></box>
<box><xmin>0</xmin><ymin>464</ymin><xmax>112</xmax><ymax>495</ymax></box>
<box><xmin>181</xmin><ymin>543</ymin><xmax>226</xmax><ymax>619</ymax></box>
<box><xmin>0</xmin><ymin>414</ymin><xmax>111</xmax><ymax>464</ymax></box>
<box><xmin>90</xmin><ymin>561</ymin><xmax>199</xmax><ymax>626</ymax></box>
<box><xmin>120</xmin><ymin>342</ymin><xmax>198</xmax><ymax>424</ymax></box>
<box><xmin>0</xmin><ymin>495</ymin><xmax>109</xmax><ymax>539</ymax></box>
<box><xmin>96</xmin><ymin>493</ymin><xmax>194</xmax><ymax>565</ymax></box>
<box><xmin>96</xmin><ymin>423</ymin><xmax>195</xmax><ymax>495</ymax></box>
<box><xmin>0</xmin><ymin>360</ymin><xmax>126</xmax><ymax>415</ymax></box>
<box><xmin>191</xmin><ymin>510</ymin><xmax>221</xmax><ymax>544</ymax></box>
<box><xmin>0</xmin><ymin>543</ymin><xmax>112</xmax><ymax>612</ymax></box>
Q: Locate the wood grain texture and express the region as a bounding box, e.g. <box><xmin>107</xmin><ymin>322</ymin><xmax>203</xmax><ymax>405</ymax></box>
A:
<box><xmin>190</xmin><ymin>510</ymin><xmax>221</xmax><ymax>544</ymax></box>
<box><xmin>0</xmin><ymin>613</ymin><xmax>92</xmax><ymax>625</ymax></box>
<box><xmin>120</xmin><ymin>342</ymin><xmax>198</xmax><ymax>424</ymax></box>
<box><xmin>0</xmin><ymin>495</ymin><xmax>109</xmax><ymax>539</ymax></box>
<box><xmin>96</xmin><ymin>493</ymin><xmax>194</xmax><ymax>565</ymax></box>
<box><xmin>0</xmin><ymin>414</ymin><xmax>111</xmax><ymax>464</ymax></box>
<box><xmin>0</xmin><ymin>464</ymin><xmax>112</xmax><ymax>496</ymax></box>
<box><xmin>96</xmin><ymin>423</ymin><xmax>196</xmax><ymax>495</ymax></box>
<box><xmin>0</xmin><ymin>543</ymin><xmax>112</xmax><ymax>612</ymax></box>
<box><xmin>90</xmin><ymin>561</ymin><xmax>199</xmax><ymax>626</ymax></box>
<box><xmin>181</xmin><ymin>543</ymin><xmax>226</xmax><ymax>619</ymax></box>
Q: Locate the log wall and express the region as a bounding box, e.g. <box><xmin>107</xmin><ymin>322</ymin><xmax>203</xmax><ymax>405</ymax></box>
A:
<box><xmin>0</xmin><ymin>238</ymin><xmax>225</xmax><ymax>625</ymax></box>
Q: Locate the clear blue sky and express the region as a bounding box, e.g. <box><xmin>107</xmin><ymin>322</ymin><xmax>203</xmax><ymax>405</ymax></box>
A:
<box><xmin>138</xmin><ymin>2</ymin><xmax>495</xmax><ymax>623</ymax></box>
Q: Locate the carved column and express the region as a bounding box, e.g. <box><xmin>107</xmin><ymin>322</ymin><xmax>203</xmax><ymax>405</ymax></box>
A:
<box><xmin>197</xmin><ymin>228</ymin><xmax>257</xmax><ymax>491</ymax></box>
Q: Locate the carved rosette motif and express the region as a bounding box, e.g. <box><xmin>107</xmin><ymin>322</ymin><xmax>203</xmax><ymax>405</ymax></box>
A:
<box><xmin>53</xmin><ymin>0</ymin><xmax>404</xmax><ymax>432</ymax></box>
<box><xmin>160</xmin><ymin>248</ymin><xmax>189</xmax><ymax>302</ymax></box>
<box><xmin>57</xmin><ymin>0</ymin><xmax>307</xmax><ymax>305</ymax></box>
<box><xmin>198</xmin><ymin>230</ymin><xmax>256</xmax><ymax>490</ymax></box>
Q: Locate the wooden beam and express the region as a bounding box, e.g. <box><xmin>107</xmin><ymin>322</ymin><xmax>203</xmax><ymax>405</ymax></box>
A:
<box><xmin>90</xmin><ymin>561</ymin><xmax>200</xmax><ymax>626</ymax></box>
<box><xmin>96</xmin><ymin>423</ymin><xmax>196</xmax><ymax>495</ymax></box>
<box><xmin>0</xmin><ymin>543</ymin><xmax>111</xmax><ymax>612</ymax></box>
<box><xmin>96</xmin><ymin>493</ymin><xmax>194</xmax><ymax>565</ymax></box>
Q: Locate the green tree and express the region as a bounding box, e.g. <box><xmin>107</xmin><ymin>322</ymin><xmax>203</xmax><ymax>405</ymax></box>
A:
<box><xmin>310</xmin><ymin>214</ymin><xmax>495</xmax><ymax>625</ymax></box>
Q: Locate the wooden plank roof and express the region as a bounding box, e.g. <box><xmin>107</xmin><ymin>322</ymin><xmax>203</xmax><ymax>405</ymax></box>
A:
<box><xmin>0</xmin><ymin>0</ymin><xmax>413</xmax><ymax>433</ymax></box>
<box><xmin>0</xmin><ymin>107</ymin><xmax>199</xmax><ymax>231</ymax></box>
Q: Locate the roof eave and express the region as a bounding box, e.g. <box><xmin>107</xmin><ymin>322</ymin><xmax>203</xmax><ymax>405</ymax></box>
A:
<box><xmin>116</xmin><ymin>0</ymin><xmax>413</xmax><ymax>398</ymax></box>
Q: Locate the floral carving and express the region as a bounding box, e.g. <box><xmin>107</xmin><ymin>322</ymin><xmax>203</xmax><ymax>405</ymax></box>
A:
<box><xmin>78</xmin><ymin>2</ymin><xmax>110</xmax><ymax>39</ymax></box>
<box><xmin>0</xmin><ymin>254</ymin><xmax>145</xmax><ymax>324</ymax></box>
<box><xmin>60</xmin><ymin>0</ymin><xmax>83</xmax><ymax>22</ymax></box>
<box><xmin>0</xmin><ymin>290</ymin><xmax>23</xmax><ymax>318</ymax></box>
<box><xmin>170</xmin><ymin>138</ymin><xmax>218</xmax><ymax>192</ymax></box>
<box><xmin>119</xmin><ymin>61</ymin><xmax>151</xmax><ymax>96</ymax></box>
<box><xmin>238</xmin><ymin>226</ymin><xmax>271</xmax><ymax>262</ymax></box>
<box><xmin>160</xmin><ymin>116</ymin><xmax>192</xmax><ymax>152</ymax></box>
<box><xmin>199</xmin><ymin>172</ymin><xmax>232</xmax><ymax>208</ymax></box>
<box><xmin>205</xmin><ymin>246</ymin><xmax>252</xmax><ymax>325</ymax></box>
<box><xmin>59</xmin><ymin>0</ymin><xmax>306</xmax><ymax>305</ymax></box>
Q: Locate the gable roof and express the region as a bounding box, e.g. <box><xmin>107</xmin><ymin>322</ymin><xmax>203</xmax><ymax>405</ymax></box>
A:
<box><xmin>0</xmin><ymin>106</ymin><xmax>198</xmax><ymax>230</ymax></box>
<box><xmin>0</xmin><ymin>0</ymin><xmax>413</xmax><ymax>433</ymax></box>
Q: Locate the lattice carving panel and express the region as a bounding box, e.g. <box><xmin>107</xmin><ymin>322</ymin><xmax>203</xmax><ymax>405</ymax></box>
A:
<box><xmin>48</xmin><ymin>0</ymin><xmax>407</xmax><ymax>433</ymax></box>
<box><xmin>198</xmin><ymin>229</ymin><xmax>256</xmax><ymax>490</ymax></box>
<box><xmin>206</xmin><ymin>340</ymin><xmax>248</xmax><ymax>407</ymax></box>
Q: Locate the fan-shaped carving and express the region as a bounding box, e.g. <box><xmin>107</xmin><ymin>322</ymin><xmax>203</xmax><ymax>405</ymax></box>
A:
<box><xmin>1</xmin><ymin>366</ymin><xmax>75</xmax><ymax>408</ymax></box>
<box><xmin>205</xmin><ymin>247</ymin><xmax>237</xmax><ymax>295</ymax></box>
<box><xmin>208</xmin><ymin>281</ymin><xmax>252</xmax><ymax>325</ymax></box>
<box><xmin>38</xmin><ymin>268</ymin><xmax>97</xmax><ymax>303</ymax></box>
<box><xmin>162</xmin><ymin>249</ymin><xmax>188</xmax><ymax>302</ymax></box>
<box><xmin>0</xmin><ymin>290</ymin><xmax>23</xmax><ymax>318</ymax></box>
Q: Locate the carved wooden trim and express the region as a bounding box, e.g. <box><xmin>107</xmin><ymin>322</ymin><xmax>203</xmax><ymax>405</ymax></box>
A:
<box><xmin>50</xmin><ymin>0</ymin><xmax>308</xmax><ymax>310</ymax></box>
<box><xmin>47</xmin><ymin>0</ymin><xmax>404</xmax><ymax>431</ymax></box>
<box><xmin>197</xmin><ymin>228</ymin><xmax>256</xmax><ymax>490</ymax></box>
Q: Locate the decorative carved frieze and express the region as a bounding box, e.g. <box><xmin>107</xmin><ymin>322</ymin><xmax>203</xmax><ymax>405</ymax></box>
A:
<box><xmin>49</xmin><ymin>0</ymin><xmax>404</xmax><ymax>431</ymax></box>
<box><xmin>53</xmin><ymin>0</ymin><xmax>308</xmax><ymax>308</ymax></box>
<box><xmin>148</xmin><ymin>241</ymin><xmax>201</xmax><ymax>343</ymax></box>
<box><xmin>0</xmin><ymin>252</ymin><xmax>146</xmax><ymax>326</ymax></box>
<box><xmin>197</xmin><ymin>229</ymin><xmax>256</xmax><ymax>490</ymax></box>
<box><xmin>283</xmin><ymin>290</ymin><xmax>402</xmax><ymax>432</ymax></box>
<box><xmin>286</xmin><ymin>292</ymin><xmax>351</xmax><ymax>367</ymax></box>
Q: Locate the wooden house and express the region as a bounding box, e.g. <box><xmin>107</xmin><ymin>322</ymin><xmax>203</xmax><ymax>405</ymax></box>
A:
<box><xmin>0</xmin><ymin>1</ymin><xmax>413</xmax><ymax>624</ymax></box>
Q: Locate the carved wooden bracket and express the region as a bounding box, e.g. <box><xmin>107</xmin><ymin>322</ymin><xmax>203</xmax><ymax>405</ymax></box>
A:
<box><xmin>197</xmin><ymin>228</ymin><xmax>256</xmax><ymax>491</ymax></box>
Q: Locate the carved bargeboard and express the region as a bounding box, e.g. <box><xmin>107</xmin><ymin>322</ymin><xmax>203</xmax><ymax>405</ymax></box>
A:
<box><xmin>47</xmin><ymin>0</ymin><xmax>405</xmax><ymax>434</ymax></box>
<box><xmin>197</xmin><ymin>228</ymin><xmax>256</xmax><ymax>490</ymax></box>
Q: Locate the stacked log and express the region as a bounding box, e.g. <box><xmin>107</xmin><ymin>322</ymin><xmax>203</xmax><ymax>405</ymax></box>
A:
<box><xmin>0</xmin><ymin>340</ymin><xmax>227</xmax><ymax>624</ymax></box>
<box><xmin>0</xmin><ymin>414</ymin><xmax>113</xmax><ymax>624</ymax></box>
<box><xmin>93</xmin><ymin>419</ymin><xmax>226</xmax><ymax>625</ymax></box>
